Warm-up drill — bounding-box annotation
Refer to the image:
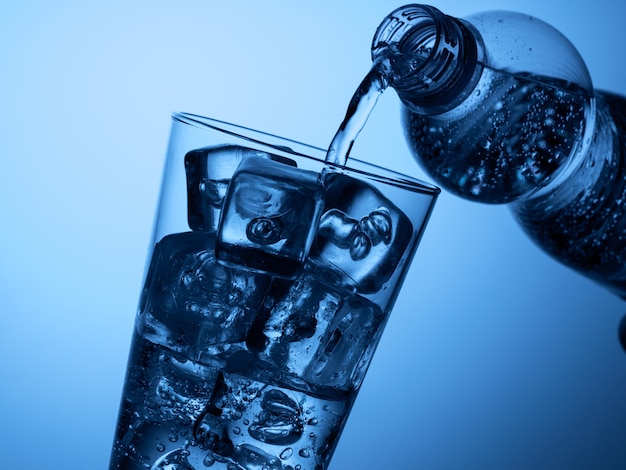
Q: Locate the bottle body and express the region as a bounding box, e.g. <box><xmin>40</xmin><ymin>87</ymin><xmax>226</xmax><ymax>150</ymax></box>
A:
<box><xmin>375</xmin><ymin>5</ymin><xmax>626</xmax><ymax>298</ymax></box>
<box><xmin>513</xmin><ymin>91</ymin><xmax>626</xmax><ymax>298</ymax></box>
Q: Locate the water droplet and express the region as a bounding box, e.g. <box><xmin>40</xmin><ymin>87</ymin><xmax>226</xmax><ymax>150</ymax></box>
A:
<box><xmin>156</xmin><ymin>443</ymin><xmax>166</xmax><ymax>452</ymax></box>
<box><xmin>307</xmin><ymin>418</ymin><xmax>318</xmax><ymax>425</ymax></box>
<box><xmin>298</xmin><ymin>448</ymin><xmax>311</xmax><ymax>458</ymax></box>
<box><xmin>280</xmin><ymin>447</ymin><xmax>294</xmax><ymax>460</ymax></box>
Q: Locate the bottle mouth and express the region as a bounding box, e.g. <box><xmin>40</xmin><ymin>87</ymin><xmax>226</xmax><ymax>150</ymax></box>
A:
<box><xmin>372</xmin><ymin>5</ymin><xmax>442</xmax><ymax>59</ymax></box>
<box><xmin>372</xmin><ymin>4</ymin><xmax>483</xmax><ymax>114</ymax></box>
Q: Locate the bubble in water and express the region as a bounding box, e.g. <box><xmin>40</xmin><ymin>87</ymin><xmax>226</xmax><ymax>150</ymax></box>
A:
<box><xmin>203</xmin><ymin>452</ymin><xmax>216</xmax><ymax>467</ymax></box>
<box><xmin>298</xmin><ymin>448</ymin><xmax>311</xmax><ymax>458</ymax></box>
<box><xmin>231</xmin><ymin>444</ymin><xmax>282</xmax><ymax>470</ymax></box>
<box><xmin>246</xmin><ymin>217</ymin><xmax>283</xmax><ymax>245</ymax></box>
<box><xmin>280</xmin><ymin>447</ymin><xmax>294</xmax><ymax>460</ymax></box>
<box><xmin>151</xmin><ymin>448</ymin><xmax>195</xmax><ymax>470</ymax></box>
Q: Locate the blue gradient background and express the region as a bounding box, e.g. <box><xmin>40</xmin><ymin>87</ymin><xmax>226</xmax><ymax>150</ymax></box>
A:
<box><xmin>2</xmin><ymin>1</ymin><xmax>626</xmax><ymax>468</ymax></box>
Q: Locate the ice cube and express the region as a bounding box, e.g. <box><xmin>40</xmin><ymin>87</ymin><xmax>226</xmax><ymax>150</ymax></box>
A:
<box><xmin>137</xmin><ymin>231</ymin><xmax>271</xmax><ymax>354</ymax></box>
<box><xmin>305</xmin><ymin>293</ymin><xmax>383</xmax><ymax>389</ymax></box>
<box><xmin>260</xmin><ymin>277</ymin><xmax>384</xmax><ymax>389</ymax></box>
<box><xmin>184</xmin><ymin>145</ymin><xmax>296</xmax><ymax>232</ymax></box>
<box><xmin>216</xmin><ymin>156</ymin><xmax>324</xmax><ymax>278</ymax></box>
<box><xmin>312</xmin><ymin>172</ymin><xmax>413</xmax><ymax>293</ymax></box>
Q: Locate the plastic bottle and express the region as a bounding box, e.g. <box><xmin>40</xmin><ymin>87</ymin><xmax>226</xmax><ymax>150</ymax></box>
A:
<box><xmin>372</xmin><ymin>4</ymin><xmax>626</xmax><ymax>308</ymax></box>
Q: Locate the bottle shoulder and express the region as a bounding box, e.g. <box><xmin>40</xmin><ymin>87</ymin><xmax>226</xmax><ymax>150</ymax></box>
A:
<box><xmin>403</xmin><ymin>66</ymin><xmax>594</xmax><ymax>204</ymax></box>
<box><xmin>465</xmin><ymin>10</ymin><xmax>593</xmax><ymax>93</ymax></box>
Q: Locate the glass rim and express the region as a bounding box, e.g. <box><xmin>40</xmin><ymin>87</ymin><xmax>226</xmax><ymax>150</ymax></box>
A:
<box><xmin>172</xmin><ymin>111</ymin><xmax>440</xmax><ymax>196</ymax></box>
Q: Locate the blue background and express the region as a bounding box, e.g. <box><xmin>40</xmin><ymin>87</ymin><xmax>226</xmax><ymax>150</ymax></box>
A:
<box><xmin>2</xmin><ymin>1</ymin><xmax>626</xmax><ymax>468</ymax></box>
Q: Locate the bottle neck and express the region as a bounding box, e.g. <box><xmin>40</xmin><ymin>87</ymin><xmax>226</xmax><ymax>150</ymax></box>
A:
<box><xmin>372</xmin><ymin>4</ymin><xmax>484</xmax><ymax>115</ymax></box>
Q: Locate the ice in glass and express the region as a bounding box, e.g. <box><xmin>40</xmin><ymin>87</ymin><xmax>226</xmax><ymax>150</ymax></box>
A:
<box><xmin>109</xmin><ymin>114</ymin><xmax>438</xmax><ymax>470</ymax></box>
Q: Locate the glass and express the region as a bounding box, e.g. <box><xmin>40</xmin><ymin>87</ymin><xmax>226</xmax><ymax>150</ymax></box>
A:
<box><xmin>109</xmin><ymin>112</ymin><xmax>439</xmax><ymax>470</ymax></box>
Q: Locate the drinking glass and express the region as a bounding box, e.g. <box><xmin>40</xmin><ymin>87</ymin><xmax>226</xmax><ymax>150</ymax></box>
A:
<box><xmin>109</xmin><ymin>112</ymin><xmax>439</xmax><ymax>469</ymax></box>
